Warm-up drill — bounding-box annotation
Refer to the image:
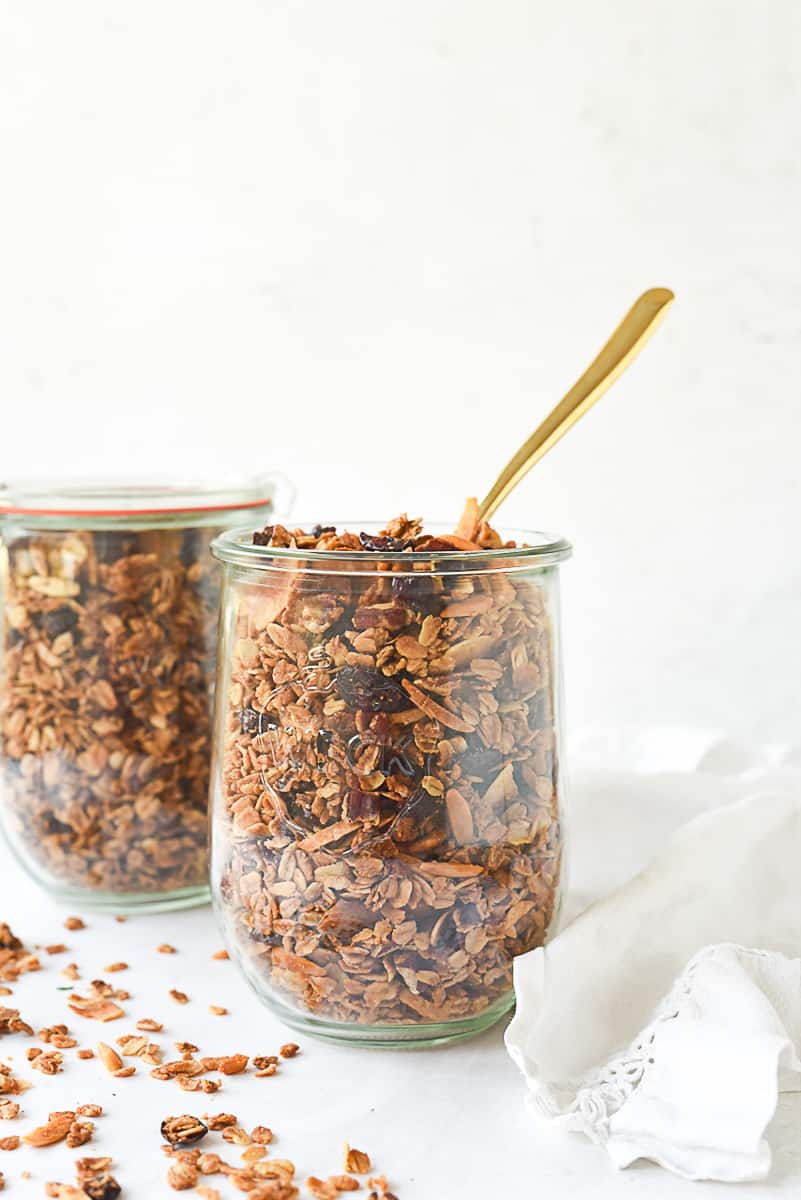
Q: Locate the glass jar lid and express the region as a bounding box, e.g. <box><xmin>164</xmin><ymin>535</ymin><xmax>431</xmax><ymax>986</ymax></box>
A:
<box><xmin>0</xmin><ymin>478</ymin><xmax>282</xmax><ymax>530</ymax></box>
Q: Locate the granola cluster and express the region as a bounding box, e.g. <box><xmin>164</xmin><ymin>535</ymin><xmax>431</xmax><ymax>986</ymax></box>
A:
<box><xmin>215</xmin><ymin>506</ymin><xmax>562</xmax><ymax>1028</ymax></box>
<box><xmin>0</xmin><ymin>526</ymin><xmax>221</xmax><ymax>895</ymax></box>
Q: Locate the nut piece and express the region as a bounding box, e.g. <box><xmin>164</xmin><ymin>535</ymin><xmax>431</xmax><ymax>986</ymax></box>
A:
<box><xmin>344</xmin><ymin>1144</ymin><xmax>371</xmax><ymax>1174</ymax></box>
<box><xmin>23</xmin><ymin>1111</ymin><xmax>74</xmax><ymax>1146</ymax></box>
<box><xmin>160</xmin><ymin>1114</ymin><xmax>209</xmax><ymax>1148</ymax></box>
<box><xmin>97</xmin><ymin>1042</ymin><xmax>123</xmax><ymax>1074</ymax></box>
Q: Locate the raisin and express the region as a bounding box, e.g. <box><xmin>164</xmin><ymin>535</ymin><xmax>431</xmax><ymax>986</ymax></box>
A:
<box><xmin>82</xmin><ymin>1175</ymin><xmax>121</xmax><ymax>1200</ymax></box>
<box><xmin>160</xmin><ymin>1114</ymin><xmax>208</xmax><ymax>1148</ymax></box>
<box><xmin>252</xmin><ymin>525</ymin><xmax>275</xmax><ymax>546</ymax></box>
<box><xmin>312</xmin><ymin>524</ymin><xmax>336</xmax><ymax>538</ymax></box>
<box><xmin>315</xmin><ymin>729</ymin><xmax>333</xmax><ymax>755</ymax></box>
<box><xmin>459</xmin><ymin>744</ymin><xmax>503</xmax><ymax>780</ymax></box>
<box><xmin>390</xmin><ymin>573</ymin><xmax>439</xmax><ymax>614</ymax></box>
<box><xmin>239</xmin><ymin>706</ymin><xmax>262</xmax><ymax>734</ymax></box>
<box><xmin>40</xmin><ymin>608</ymin><xmax>79</xmax><ymax>640</ymax></box>
<box><xmin>358</xmin><ymin>532</ymin><xmax>414</xmax><ymax>552</ymax></box>
<box><xmin>334</xmin><ymin>666</ymin><xmax>408</xmax><ymax>713</ymax></box>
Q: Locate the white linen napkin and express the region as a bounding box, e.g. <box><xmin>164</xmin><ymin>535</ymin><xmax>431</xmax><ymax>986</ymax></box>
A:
<box><xmin>505</xmin><ymin>730</ymin><xmax>801</xmax><ymax>1182</ymax></box>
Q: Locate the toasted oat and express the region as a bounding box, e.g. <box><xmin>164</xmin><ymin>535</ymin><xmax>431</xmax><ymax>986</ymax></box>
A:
<box><xmin>113</xmin><ymin>1066</ymin><xmax>136</xmax><ymax>1078</ymax></box>
<box><xmin>76</xmin><ymin>1049</ymin><xmax>95</xmax><ymax>1060</ymax></box>
<box><xmin>202</xmin><ymin>1054</ymin><xmax>248</xmax><ymax>1075</ymax></box>
<box><xmin>76</xmin><ymin>1104</ymin><xmax>103</xmax><ymax>1118</ymax></box>
<box><xmin>208</xmin><ymin>1005</ymin><xmax>227</xmax><ymax>1016</ymax></box>
<box><xmin>177</xmin><ymin>1077</ymin><xmax>220</xmax><ymax>1094</ymax></box>
<box><xmin>329</xmin><ymin>1179</ymin><xmax>360</xmax><ymax>1193</ymax></box>
<box><xmin>211</xmin><ymin>950</ymin><xmax>229</xmax><ymax>961</ymax></box>
<box><xmin>204</xmin><ymin>1113</ymin><xmax>238</xmax><ymax>1130</ymax></box>
<box><xmin>97</xmin><ymin>1042</ymin><xmax>123</xmax><ymax>1074</ymax></box>
<box><xmin>255</xmin><ymin>1064</ymin><xmax>277</xmax><ymax>1078</ymax></box>
<box><xmin>135</xmin><ymin>1017</ymin><xmax>163</xmax><ymax>1032</ymax></box>
<box><xmin>45</xmin><ymin>943</ymin><xmax>68</xmax><ymax>955</ymax></box>
<box><xmin>221</xmin><ymin>1125</ymin><xmax>251</xmax><ymax>1146</ymax></box>
<box><xmin>64</xmin><ymin>917</ymin><xmax>85</xmax><ymax>931</ymax></box>
<box><xmin>344</xmin><ymin>1145</ymin><xmax>371</xmax><ymax>1174</ymax></box>
<box><xmin>169</xmin><ymin>989</ymin><xmax>189</xmax><ymax>1004</ymax></box>
<box><xmin>278</xmin><ymin>1042</ymin><xmax>299</xmax><ymax>1059</ymax></box>
<box><xmin>196</xmin><ymin>1188</ymin><xmax>220</xmax><ymax>1200</ymax></box>
<box><xmin>103</xmin><ymin>962</ymin><xmax>127</xmax><ymax>973</ymax></box>
<box><xmin>250</xmin><ymin>1126</ymin><xmax>273</xmax><ymax>1145</ymax></box>
<box><xmin>0</xmin><ymin>1102</ymin><xmax>19</xmax><ymax>1120</ymax></box>
<box><xmin>242</xmin><ymin>1145</ymin><xmax>266</xmax><ymax>1164</ymax></box>
<box><xmin>167</xmin><ymin>1159</ymin><xmax>198</xmax><ymax>1190</ymax></box>
<box><xmin>0</xmin><ymin>1137</ymin><xmax>19</xmax><ymax>1152</ymax></box>
<box><xmin>158</xmin><ymin>944</ymin><xmax>177</xmax><ymax>954</ymax></box>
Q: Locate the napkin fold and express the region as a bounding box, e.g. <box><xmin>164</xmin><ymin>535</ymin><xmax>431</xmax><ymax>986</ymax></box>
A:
<box><xmin>505</xmin><ymin>733</ymin><xmax>801</xmax><ymax>1182</ymax></box>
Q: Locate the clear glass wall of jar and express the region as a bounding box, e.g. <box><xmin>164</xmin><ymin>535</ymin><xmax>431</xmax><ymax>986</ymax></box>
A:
<box><xmin>0</xmin><ymin>480</ymin><xmax>286</xmax><ymax>911</ymax></box>
<box><xmin>209</xmin><ymin>524</ymin><xmax>571</xmax><ymax>1046</ymax></box>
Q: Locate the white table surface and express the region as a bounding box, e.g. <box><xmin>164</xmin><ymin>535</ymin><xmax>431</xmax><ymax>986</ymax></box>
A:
<box><xmin>1</xmin><ymin>764</ymin><xmax>799</xmax><ymax>1199</ymax></box>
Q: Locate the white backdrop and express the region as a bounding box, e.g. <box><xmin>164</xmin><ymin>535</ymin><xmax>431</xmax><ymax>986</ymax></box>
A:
<box><xmin>1</xmin><ymin>1</ymin><xmax>799</xmax><ymax>743</ymax></box>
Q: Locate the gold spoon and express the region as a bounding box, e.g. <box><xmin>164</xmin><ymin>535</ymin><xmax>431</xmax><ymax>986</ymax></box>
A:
<box><xmin>477</xmin><ymin>287</ymin><xmax>675</xmax><ymax>522</ymax></box>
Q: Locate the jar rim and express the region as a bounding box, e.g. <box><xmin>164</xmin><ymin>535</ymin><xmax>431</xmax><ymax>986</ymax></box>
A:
<box><xmin>0</xmin><ymin>478</ymin><xmax>277</xmax><ymax>519</ymax></box>
<box><xmin>210</xmin><ymin>522</ymin><xmax>572</xmax><ymax>573</ymax></box>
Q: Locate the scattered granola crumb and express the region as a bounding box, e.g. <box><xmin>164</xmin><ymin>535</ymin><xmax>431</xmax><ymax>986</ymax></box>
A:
<box><xmin>31</xmin><ymin>1049</ymin><xmax>64</xmax><ymax>1075</ymax></box>
<box><xmin>196</xmin><ymin>1187</ymin><xmax>220</xmax><ymax>1200</ymax></box>
<box><xmin>104</xmin><ymin>962</ymin><xmax>127</xmax><ymax>973</ymax></box>
<box><xmin>344</xmin><ymin>1145</ymin><xmax>371</xmax><ymax>1174</ymax></box>
<box><xmin>61</xmin><ymin>963</ymin><xmax>80</xmax><ymax>981</ymax></box>
<box><xmin>158</xmin><ymin>944</ymin><xmax>177</xmax><ymax>954</ymax></box>
<box><xmin>113</xmin><ymin>1066</ymin><xmax>136</xmax><ymax>1078</ymax></box>
<box><xmin>251</xmin><ymin>1126</ymin><xmax>273</xmax><ymax>1145</ymax></box>
<box><xmin>68</xmin><ymin>995</ymin><xmax>124</xmax><ymax>1022</ymax></box>
<box><xmin>161</xmin><ymin>1114</ymin><xmax>209</xmax><ymax>1148</ymax></box>
<box><xmin>208</xmin><ymin>1005</ymin><xmax>227</xmax><ymax>1016</ymax></box>
<box><xmin>135</xmin><ymin>1017</ymin><xmax>163</xmax><ymax>1032</ymax></box>
<box><xmin>221</xmin><ymin>1125</ymin><xmax>250</xmax><ymax>1146</ymax></box>
<box><xmin>255</xmin><ymin>1064</ymin><xmax>277</xmax><ymax>1078</ymax></box>
<box><xmin>45</xmin><ymin>943</ymin><xmax>68</xmax><ymax>955</ymax></box>
<box><xmin>204</xmin><ymin>1113</ymin><xmax>238</xmax><ymax>1130</ymax></box>
<box><xmin>169</xmin><ymin>989</ymin><xmax>188</xmax><ymax>1005</ymax></box>
<box><xmin>76</xmin><ymin>1104</ymin><xmax>103</xmax><ymax>1118</ymax></box>
<box><xmin>211</xmin><ymin>950</ymin><xmax>229</xmax><ymax>961</ymax></box>
<box><xmin>279</xmin><ymin>1042</ymin><xmax>299</xmax><ymax>1059</ymax></box>
<box><xmin>167</xmin><ymin>1159</ymin><xmax>198</xmax><ymax>1190</ymax></box>
<box><xmin>64</xmin><ymin>917</ymin><xmax>85</xmax><ymax>931</ymax></box>
<box><xmin>241</xmin><ymin>1144</ymin><xmax>266</xmax><ymax>1164</ymax></box>
<box><xmin>0</xmin><ymin>1102</ymin><xmax>19</xmax><ymax>1120</ymax></box>
<box><xmin>0</xmin><ymin>1137</ymin><xmax>19</xmax><ymax>1152</ymax></box>
<box><xmin>0</xmin><ymin>1005</ymin><xmax>33</xmax><ymax>1036</ymax></box>
<box><xmin>114</xmin><ymin>916</ymin><xmax>127</xmax><ymax>923</ymax></box>
<box><xmin>76</xmin><ymin>1048</ymin><xmax>95</xmax><ymax>1059</ymax></box>
<box><xmin>66</xmin><ymin>1118</ymin><xmax>95</xmax><ymax>1148</ymax></box>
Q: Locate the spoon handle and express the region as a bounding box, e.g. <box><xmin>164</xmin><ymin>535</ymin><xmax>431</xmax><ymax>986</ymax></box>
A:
<box><xmin>478</xmin><ymin>287</ymin><xmax>674</xmax><ymax>522</ymax></box>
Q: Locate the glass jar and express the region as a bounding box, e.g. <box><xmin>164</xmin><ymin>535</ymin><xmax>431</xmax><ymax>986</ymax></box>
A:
<box><xmin>209</xmin><ymin>523</ymin><xmax>571</xmax><ymax>1046</ymax></box>
<box><xmin>0</xmin><ymin>479</ymin><xmax>288</xmax><ymax>911</ymax></box>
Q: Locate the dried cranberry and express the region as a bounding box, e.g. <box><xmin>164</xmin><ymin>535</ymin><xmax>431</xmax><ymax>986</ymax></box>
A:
<box><xmin>334</xmin><ymin>666</ymin><xmax>408</xmax><ymax>713</ymax></box>
<box><xmin>358</xmin><ymin>532</ymin><xmax>414</xmax><ymax>552</ymax></box>
<box><xmin>40</xmin><ymin>608</ymin><xmax>79</xmax><ymax>639</ymax></box>
<box><xmin>252</xmin><ymin>525</ymin><xmax>275</xmax><ymax>546</ymax></box>
<box><xmin>345</xmin><ymin>787</ymin><xmax>383</xmax><ymax>820</ymax></box>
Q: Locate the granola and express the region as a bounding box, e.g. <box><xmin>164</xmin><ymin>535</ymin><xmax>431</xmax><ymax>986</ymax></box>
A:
<box><xmin>0</xmin><ymin>524</ymin><xmax>222</xmax><ymax>896</ymax></box>
<box><xmin>213</xmin><ymin>510</ymin><xmax>563</xmax><ymax>1030</ymax></box>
